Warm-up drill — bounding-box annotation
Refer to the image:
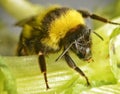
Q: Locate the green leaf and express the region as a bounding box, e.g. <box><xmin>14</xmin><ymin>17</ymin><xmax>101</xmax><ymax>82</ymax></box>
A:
<box><xmin>110</xmin><ymin>27</ymin><xmax>120</xmax><ymax>39</ymax></box>
<box><xmin>0</xmin><ymin>57</ymin><xmax>17</xmax><ymax>94</ymax></box>
<box><xmin>0</xmin><ymin>18</ymin><xmax>120</xmax><ymax>93</ymax></box>
<box><xmin>80</xmin><ymin>83</ymin><xmax>120</xmax><ymax>94</ymax></box>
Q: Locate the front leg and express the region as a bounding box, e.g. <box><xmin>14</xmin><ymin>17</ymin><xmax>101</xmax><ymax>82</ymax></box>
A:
<box><xmin>77</xmin><ymin>9</ymin><xmax>120</xmax><ymax>25</ymax></box>
<box><xmin>38</xmin><ymin>52</ymin><xmax>50</xmax><ymax>89</ymax></box>
<box><xmin>16</xmin><ymin>40</ymin><xmax>28</xmax><ymax>56</ymax></box>
<box><xmin>64</xmin><ymin>52</ymin><xmax>90</xmax><ymax>86</ymax></box>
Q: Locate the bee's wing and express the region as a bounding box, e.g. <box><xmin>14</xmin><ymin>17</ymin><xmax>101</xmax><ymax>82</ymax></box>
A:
<box><xmin>15</xmin><ymin>16</ymin><xmax>36</xmax><ymax>27</ymax></box>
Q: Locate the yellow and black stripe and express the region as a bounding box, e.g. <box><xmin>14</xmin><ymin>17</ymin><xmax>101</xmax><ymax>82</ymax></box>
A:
<box><xmin>40</xmin><ymin>6</ymin><xmax>85</xmax><ymax>50</ymax></box>
<box><xmin>17</xmin><ymin>5</ymin><xmax>86</xmax><ymax>52</ymax></box>
<box><xmin>42</xmin><ymin>8</ymin><xmax>85</xmax><ymax>49</ymax></box>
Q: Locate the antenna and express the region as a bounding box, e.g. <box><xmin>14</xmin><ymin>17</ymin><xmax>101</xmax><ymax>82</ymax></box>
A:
<box><xmin>93</xmin><ymin>31</ymin><xmax>104</xmax><ymax>40</ymax></box>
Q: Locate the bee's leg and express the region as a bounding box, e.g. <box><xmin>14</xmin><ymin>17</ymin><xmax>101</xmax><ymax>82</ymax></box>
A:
<box><xmin>38</xmin><ymin>52</ymin><xmax>50</xmax><ymax>89</ymax></box>
<box><xmin>16</xmin><ymin>41</ymin><xmax>24</xmax><ymax>56</ymax></box>
<box><xmin>64</xmin><ymin>52</ymin><xmax>90</xmax><ymax>86</ymax></box>
<box><xmin>16</xmin><ymin>34</ymin><xmax>27</xmax><ymax>56</ymax></box>
<box><xmin>77</xmin><ymin>10</ymin><xmax>120</xmax><ymax>25</ymax></box>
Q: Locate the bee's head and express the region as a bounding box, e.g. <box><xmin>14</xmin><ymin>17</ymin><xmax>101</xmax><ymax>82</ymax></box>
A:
<box><xmin>70</xmin><ymin>25</ymin><xmax>92</xmax><ymax>60</ymax></box>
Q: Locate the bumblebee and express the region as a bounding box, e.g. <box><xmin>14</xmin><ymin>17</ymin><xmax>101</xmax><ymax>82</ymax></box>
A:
<box><xmin>15</xmin><ymin>5</ymin><xmax>120</xmax><ymax>89</ymax></box>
